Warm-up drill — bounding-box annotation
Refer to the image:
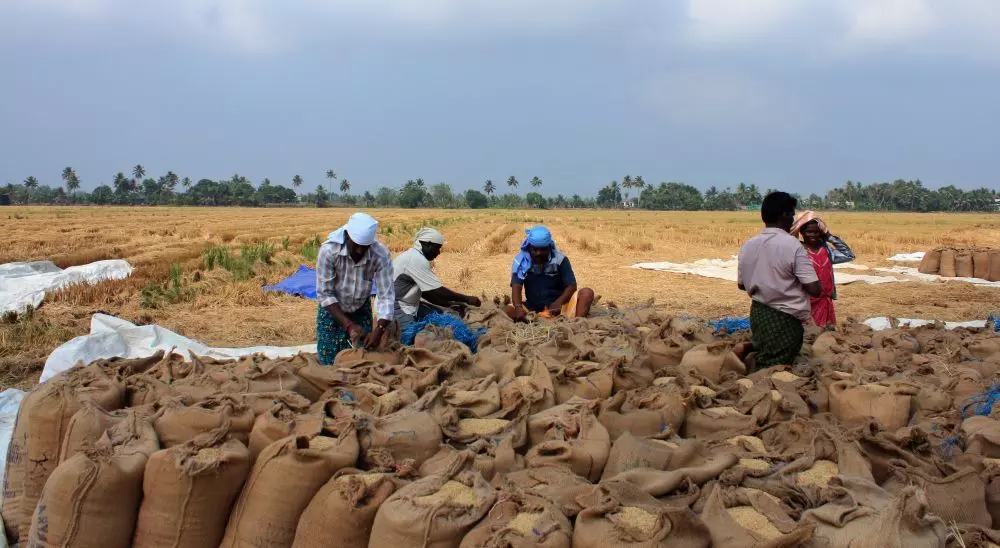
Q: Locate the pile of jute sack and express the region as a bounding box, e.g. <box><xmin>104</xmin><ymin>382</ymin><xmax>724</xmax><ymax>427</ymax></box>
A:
<box><xmin>919</xmin><ymin>247</ymin><xmax>1000</xmax><ymax>281</ymax></box>
<box><xmin>3</xmin><ymin>303</ymin><xmax>1000</xmax><ymax>547</ymax></box>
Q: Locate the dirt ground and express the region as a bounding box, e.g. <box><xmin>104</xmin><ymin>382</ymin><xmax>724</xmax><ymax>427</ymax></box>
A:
<box><xmin>2</xmin><ymin>206</ymin><xmax>998</xmax><ymax>389</ymax></box>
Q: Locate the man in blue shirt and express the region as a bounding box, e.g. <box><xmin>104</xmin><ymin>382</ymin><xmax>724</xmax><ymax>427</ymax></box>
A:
<box><xmin>505</xmin><ymin>226</ymin><xmax>595</xmax><ymax>321</ymax></box>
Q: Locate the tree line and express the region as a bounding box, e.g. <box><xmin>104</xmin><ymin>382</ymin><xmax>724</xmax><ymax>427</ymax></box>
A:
<box><xmin>4</xmin><ymin>166</ymin><xmax>997</xmax><ymax>212</ymax></box>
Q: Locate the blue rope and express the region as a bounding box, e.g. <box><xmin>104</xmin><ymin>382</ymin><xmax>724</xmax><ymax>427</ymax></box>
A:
<box><xmin>961</xmin><ymin>384</ymin><xmax>1000</xmax><ymax>418</ymax></box>
<box><xmin>988</xmin><ymin>312</ymin><xmax>1000</xmax><ymax>332</ymax></box>
<box><xmin>709</xmin><ymin>317</ymin><xmax>751</xmax><ymax>335</ymax></box>
<box><xmin>401</xmin><ymin>312</ymin><xmax>487</xmax><ymax>352</ymax></box>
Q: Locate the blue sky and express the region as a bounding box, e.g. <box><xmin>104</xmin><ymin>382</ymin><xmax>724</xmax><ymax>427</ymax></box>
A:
<box><xmin>2</xmin><ymin>0</ymin><xmax>998</xmax><ymax>195</ymax></box>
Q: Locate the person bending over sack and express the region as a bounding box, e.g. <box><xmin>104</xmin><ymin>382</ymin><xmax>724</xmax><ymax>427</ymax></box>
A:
<box><xmin>790</xmin><ymin>211</ymin><xmax>855</xmax><ymax>328</ymax></box>
<box><xmin>504</xmin><ymin>226</ymin><xmax>594</xmax><ymax>322</ymax></box>
<box><xmin>736</xmin><ymin>192</ymin><xmax>821</xmax><ymax>371</ymax></box>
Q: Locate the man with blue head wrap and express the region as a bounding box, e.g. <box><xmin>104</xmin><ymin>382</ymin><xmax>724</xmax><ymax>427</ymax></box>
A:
<box><xmin>505</xmin><ymin>225</ymin><xmax>595</xmax><ymax>321</ymax></box>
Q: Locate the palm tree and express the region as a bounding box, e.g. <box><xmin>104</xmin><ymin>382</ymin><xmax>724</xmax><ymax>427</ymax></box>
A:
<box><xmin>292</xmin><ymin>175</ymin><xmax>303</xmax><ymax>189</ymax></box>
<box><xmin>165</xmin><ymin>171</ymin><xmax>179</xmax><ymax>191</ymax></box>
<box><xmin>326</xmin><ymin>170</ymin><xmax>337</xmax><ymax>193</ymax></box>
<box><xmin>132</xmin><ymin>165</ymin><xmax>145</xmax><ymax>182</ymax></box>
<box><xmin>62</xmin><ymin>167</ymin><xmax>80</xmax><ymax>199</ymax></box>
<box><xmin>633</xmin><ymin>175</ymin><xmax>646</xmax><ymax>207</ymax></box>
<box><xmin>530</xmin><ymin>176</ymin><xmax>543</xmax><ymax>188</ymax></box>
<box><xmin>622</xmin><ymin>175</ymin><xmax>633</xmax><ymax>190</ymax></box>
<box><xmin>182</xmin><ymin>177</ymin><xmax>192</xmax><ymax>188</ymax></box>
<box><xmin>340</xmin><ymin>179</ymin><xmax>351</xmax><ymax>194</ymax></box>
<box><xmin>23</xmin><ymin>176</ymin><xmax>38</xmax><ymax>189</ymax></box>
<box><xmin>414</xmin><ymin>178</ymin><xmax>425</xmax><ymax>187</ymax></box>
<box><xmin>506</xmin><ymin>176</ymin><xmax>519</xmax><ymax>189</ymax></box>
<box><xmin>483</xmin><ymin>180</ymin><xmax>495</xmax><ymax>195</ymax></box>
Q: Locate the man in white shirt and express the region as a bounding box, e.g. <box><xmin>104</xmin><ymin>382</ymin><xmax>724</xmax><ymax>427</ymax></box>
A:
<box><xmin>737</xmin><ymin>192</ymin><xmax>821</xmax><ymax>371</ymax></box>
<box><xmin>393</xmin><ymin>227</ymin><xmax>481</xmax><ymax>331</ymax></box>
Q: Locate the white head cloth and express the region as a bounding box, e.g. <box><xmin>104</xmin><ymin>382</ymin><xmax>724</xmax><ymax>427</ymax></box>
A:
<box><xmin>413</xmin><ymin>227</ymin><xmax>445</xmax><ymax>248</ymax></box>
<box><xmin>328</xmin><ymin>212</ymin><xmax>379</xmax><ymax>246</ymax></box>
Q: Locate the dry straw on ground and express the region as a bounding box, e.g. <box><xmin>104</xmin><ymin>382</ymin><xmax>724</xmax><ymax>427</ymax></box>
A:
<box><xmin>1</xmin><ymin>206</ymin><xmax>998</xmax><ymax>388</ymax></box>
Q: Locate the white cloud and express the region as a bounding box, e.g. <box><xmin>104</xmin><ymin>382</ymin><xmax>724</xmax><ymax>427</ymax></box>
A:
<box><xmin>683</xmin><ymin>0</ymin><xmax>804</xmax><ymax>45</ymax></box>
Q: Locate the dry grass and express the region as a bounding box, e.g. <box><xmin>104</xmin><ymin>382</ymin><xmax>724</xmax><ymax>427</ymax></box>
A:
<box><xmin>1</xmin><ymin>206</ymin><xmax>998</xmax><ymax>389</ymax></box>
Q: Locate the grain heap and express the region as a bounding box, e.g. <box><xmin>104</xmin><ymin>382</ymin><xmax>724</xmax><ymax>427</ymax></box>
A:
<box><xmin>3</xmin><ymin>301</ymin><xmax>1000</xmax><ymax>547</ymax></box>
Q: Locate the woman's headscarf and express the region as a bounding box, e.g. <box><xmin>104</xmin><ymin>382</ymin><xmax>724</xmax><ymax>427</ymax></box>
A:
<box><xmin>790</xmin><ymin>210</ymin><xmax>828</xmax><ymax>237</ymax></box>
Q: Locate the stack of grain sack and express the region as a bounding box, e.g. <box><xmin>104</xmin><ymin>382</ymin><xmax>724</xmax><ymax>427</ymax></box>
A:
<box><xmin>3</xmin><ymin>302</ymin><xmax>1000</xmax><ymax>547</ymax></box>
<box><xmin>919</xmin><ymin>247</ymin><xmax>1000</xmax><ymax>281</ymax></box>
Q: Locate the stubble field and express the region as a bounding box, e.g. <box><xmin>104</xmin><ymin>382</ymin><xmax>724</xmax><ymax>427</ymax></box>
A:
<box><xmin>2</xmin><ymin>206</ymin><xmax>998</xmax><ymax>389</ymax></box>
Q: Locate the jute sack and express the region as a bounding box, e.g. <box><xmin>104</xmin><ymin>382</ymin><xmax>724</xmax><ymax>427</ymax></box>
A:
<box><xmin>963</xmin><ymin>416</ymin><xmax>1000</xmax><ymax>458</ymax></box>
<box><xmin>828</xmin><ymin>380</ymin><xmax>916</xmax><ymax>430</ymax></box>
<box><xmin>602</xmin><ymin>454</ymin><xmax>738</xmax><ymax>499</ymax></box>
<box><xmin>918</xmin><ymin>249</ymin><xmax>943</xmax><ymax>274</ymax></box>
<box><xmin>20</xmin><ymin>365</ymin><xmax>124</xmax><ymax>538</ymax></box>
<box><xmin>459</xmin><ymin>492</ymin><xmax>572</xmax><ymax>548</ymax></box>
<box><xmin>939</xmin><ymin>248</ymin><xmax>958</xmax><ymax>277</ymax></box>
<box><xmin>498</xmin><ymin>356</ymin><xmax>556</xmax><ymax>415</ymax></box>
<box><xmin>153</xmin><ymin>395</ymin><xmax>255</xmax><ymax>448</ymax></box>
<box><xmin>678</xmin><ymin>343</ymin><xmax>746</xmax><ymax>384</ymax></box>
<box><xmin>59</xmin><ymin>401</ymin><xmax>129</xmax><ymax>463</ymax></box>
<box><xmin>956</xmin><ymin>250</ymin><xmax>975</xmax><ymax>278</ymax></box>
<box><xmin>870</xmin><ymin>330</ymin><xmax>921</xmax><ymax>354</ymax></box>
<box><xmin>221</xmin><ymin>363</ymin><xmax>303</xmax><ymax>402</ymax></box>
<box><xmin>369</xmin><ymin>471</ymin><xmax>496</xmax><ymax>548</ymax></box>
<box><xmin>124</xmin><ymin>374</ymin><xmax>179</xmax><ymax>407</ymax></box>
<box><xmin>802</xmin><ymin>475</ymin><xmax>948</xmax><ymax>547</ymax></box>
<box><xmin>990</xmin><ymin>249</ymin><xmax>1000</xmax><ymax>282</ymax></box>
<box><xmin>598</xmin><ymin>387</ymin><xmax>686</xmax><ymax>441</ymax></box>
<box><xmin>700</xmin><ymin>485</ymin><xmax>814</xmax><ymax>547</ymax></box>
<box><xmin>27</xmin><ymin>412</ymin><xmax>159</xmax><ymax>548</ymax></box>
<box><xmin>334</xmin><ymin>348</ymin><xmax>402</xmax><ymax>367</ymax></box>
<box><xmin>292</xmin><ymin>471</ymin><xmax>403</xmax><ymax>548</ymax></box>
<box><xmin>1</xmin><ymin>386</ymin><xmax>44</xmax><ymax>541</ymax></box>
<box><xmin>241</xmin><ymin>390</ymin><xmax>312</xmax><ymax>416</ymax></box>
<box><xmin>573</xmin><ymin>480</ymin><xmax>711</xmax><ymax>548</ymax></box>
<box><xmin>882</xmin><ymin>465</ymin><xmax>992</xmax><ymax>528</ymax></box>
<box><xmin>221</xmin><ymin>428</ymin><xmax>360</xmax><ymax>548</ymax></box>
<box><xmin>682</xmin><ymin>407</ymin><xmax>757</xmax><ymax>440</ymax></box>
<box><xmin>133</xmin><ymin>427</ymin><xmax>251</xmax><ymax>548</ymax></box>
<box><xmin>493</xmin><ymin>466</ymin><xmax>597</xmax><ymax>518</ymax></box>
<box><xmin>974</xmin><ymin>250</ymin><xmax>991</xmax><ymax>280</ymax></box>
<box><xmin>525</xmin><ymin>399</ymin><xmax>610</xmax><ymax>482</ymax></box>
<box><xmin>443</xmin><ymin>376</ymin><xmax>501</xmax><ymax>418</ymax></box>
<box><xmin>359</xmin><ymin>407</ymin><xmax>443</xmax><ymax>469</ymax></box>
<box><xmin>248</xmin><ymin>401</ymin><xmax>322</xmax><ymax>461</ymax></box>
<box><xmin>602</xmin><ymin>435</ymin><xmax>714</xmax><ymax>480</ymax></box>
<box><xmin>547</xmin><ymin>360</ymin><xmax>614</xmax><ymax>404</ymax></box>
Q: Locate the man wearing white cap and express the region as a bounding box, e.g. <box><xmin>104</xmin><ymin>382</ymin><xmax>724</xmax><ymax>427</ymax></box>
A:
<box><xmin>393</xmin><ymin>227</ymin><xmax>481</xmax><ymax>331</ymax></box>
<box><xmin>315</xmin><ymin>212</ymin><xmax>395</xmax><ymax>364</ymax></box>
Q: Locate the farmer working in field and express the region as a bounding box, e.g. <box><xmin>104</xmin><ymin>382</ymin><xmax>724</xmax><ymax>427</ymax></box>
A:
<box><xmin>315</xmin><ymin>212</ymin><xmax>395</xmax><ymax>364</ymax></box>
<box><xmin>505</xmin><ymin>225</ymin><xmax>595</xmax><ymax>321</ymax></box>
<box><xmin>736</xmin><ymin>192</ymin><xmax>821</xmax><ymax>370</ymax></box>
<box><xmin>790</xmin><ymin>211</ymin><xmax>855</xmax><ymax>328</ymax></box>
<box><xmin>393</xmin><ymin>227</ymin><xmax>482</xmax><ymax>331</ymax></box>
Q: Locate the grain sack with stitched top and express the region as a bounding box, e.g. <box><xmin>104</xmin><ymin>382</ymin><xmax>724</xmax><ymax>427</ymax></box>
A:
<box><xmin>678</xmin><ymin>342</ymin><xmax>746</xmax><ymax>384</ymax></box>
<box><xmin>27</xmin><ymin>412</ymin><xmax>159</xmax><ymax>548</ymax></box>
<box><xmin>498</xmin><ymin>355</ymin><xmax>556</xmax><ymax>415</ymax></box>
<box><xmin>133</xmin><ymin>427</ymin><xmax>250</xmax><ymax>548</ymax></box>
<box><xmin>598</xmin><ymin>387</ymin><xmax>686</xmax><ymax>440</ymax></box>
<box><xmin>882</xmin><ymin>465</ymin><xmax>992</xmax><ymax>528</ymax></box>
<box><xmin>459</xmin><ymin>492</ymin><xmax>572</xmax><ymax>548</ymax></box>
<box><xmin>1</xmin><ymin>386</ymin><xmax>44</xmax><ymax>542</ymax></box>
<box><xmin>974</xmin><ymin>250</ymin><xmax>991</xmax><ymax>280</ymax></box>
<box><xmin>682</xmin><ymin>407</ymin><xmax>757</xmax><ymax>440</ymax></box>
<box><xmin>547</xmin><ymin>360</ymin><xmax>614</xmax><ymax>403</ymax></box>
<box><xmin>493</xmin><ymin>466</ymin><xmax>597</xmax><ymax>518</ymax></box>
<box><xmin>19</xmin><ymin>364</ymin><xmax>124</xmax><ymax>539</ymax></box>
<box><xmin>918</xmin><ymin>248</ymin><xmax>943</xmax><ymax>274</ymax></box>
<box><xmin>221</xmin><ymin>361</ymin><xmax>303</xmax><ymax>399</ymax></box>
<box><xmin>334</xmin><ymin>348</ymin><xmax>402</xmax><ymax>367</ymax></box>
<box><xmin>829</xmin><ymin>380</ymin><xmax>916</xmax><ymax>430</ymax></box>
<box><xmin>153</xmin><ymin>395</ymin><xmax>255</xmax><ymax>448</ymax></box>
<box><xmin>990</xmin><ymin>249</ymin><xmax>1000</xmax><ymax>282</ymax></box>
<box><xmin>248</xmin><ymin>400</ymin><xmax>322</xmax><ymax>461</ymax></box>
<box><xmin>359</xmin><ymin>406</ymin><xmax>443</xmax><ymax>469</ymax></box>
<box><xmin>292</xmin><ymin>471</ymin><xmax>403</xmax><ymax>548</ymax></box>
<box><xmin>221</xmin><ymin>428</ymin><xmax>359</xmax><ymax>548</ymax></box>
<box><xmin>602</xmin><ymin>434</ymin><xmax>713</xmax><ymax>480</ymax></box>
<box><xmin>940</xmin><ymin>248</ymin><xmax>958</xmax><ymax>277</ymax></box>
<box><xmin>700</xmin><ymin>485</ymin><xmax>814</xmax><ymax>547</ymax></box>
<box><xmin>956</xmin><ymin>250</ymin><xmax>975</xmax><ymax>278</ymax></box>
<box><xmin>525</xmin><ymin>399</ymin><xmax>610</xmax><ymax>482</ymax></box>
<box><xmin>369</xmin><ymin>471</ymin><xmax>496</xmax><ymax>548</ymax></box>
<box><xmin>642</xmin><ymin>318</ymin><xmax>713</xmax><ymax>373</ymax></box>
<box><xmin>58</xmin><ymin>401</ymin><xmax>130</xmax><ymax>463</ymax></box>
<box><xmin>443</xmin><ymin>376</ymin><xmax>501</xmax><ymax>418</ymax></box>
<box><xmin>963</xmin><ymin>416</ymin><xmax>1000</xmax><ymax>458</ymax></box>
<box><xmin>124</xmin><ymin>374</ymin><xmax>179</xmax><ymax>407</ymax></box>
<box><xmin>573</xmin><ymin>480</ymin><xmax>711</xmax><ymax>548</ymax></box>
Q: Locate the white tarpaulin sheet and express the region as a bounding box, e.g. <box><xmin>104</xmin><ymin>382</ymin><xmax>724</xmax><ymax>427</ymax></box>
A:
<box><xmin>0</xmin><ymin>260</ymin><xmax>133</xmax><ymax>316</ymax></box>
<box><xmin>631</xmin><ymin>258</ymin><xmax>902</xmax><ymax>285</ymax></box>
<box><xmin>864</xmin><ymin>316</ymin><xmax>987</xmax><ymax>331</ymax></box>
<box><xmin>0</xmin><ymin>388</ymin><xmax>26</xmax><ymax>546</ymax></box>
<box><xmin>888</xmin><ymin>252</ymin><xmax>925</xmax><ymax>262</ymax></box>
<box><xmin>42</xmin><ymin>314</ymin><xmax>317</xmax><ymax>383</ymax></box>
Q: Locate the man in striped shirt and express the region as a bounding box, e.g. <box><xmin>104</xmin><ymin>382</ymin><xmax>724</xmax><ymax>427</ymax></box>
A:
<box><xmin>315</xmin><ymin>212</ymin><xmax>395</xmax><ymax>365</ymax></box>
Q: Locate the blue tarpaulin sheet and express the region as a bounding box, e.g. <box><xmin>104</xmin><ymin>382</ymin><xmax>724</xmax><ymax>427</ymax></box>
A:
<box><xmin>264</xmin><ymin>265</ymin><xmax>375</xmax><ymax>299</ymax></box>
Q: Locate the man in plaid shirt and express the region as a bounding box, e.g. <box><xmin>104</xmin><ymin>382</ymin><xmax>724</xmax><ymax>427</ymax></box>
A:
<box><xmin>315</xmin><ymin>212</ymin><xmax>395</xmax><ymax>365</ymax></box>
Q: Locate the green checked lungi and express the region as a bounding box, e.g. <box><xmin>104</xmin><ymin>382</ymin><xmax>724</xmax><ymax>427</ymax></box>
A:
<box><xmin>750</xmin><ymin>300</ymin><xmax>805</xmax><ymax>370</ymax></box>
<box><xmin>316</xmin><ymin>299</ymin><xmax>373</xmax><ymax>366</ymax></box>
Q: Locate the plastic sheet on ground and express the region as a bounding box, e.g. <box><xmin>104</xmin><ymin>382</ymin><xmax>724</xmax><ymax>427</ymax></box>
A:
<box><xmin>872</xmin><ymin>265</ymin><xmax>1000</xmax><ymax>288</ymax></box>
<box><xmin>263</xmin><ymin>265</ymin><xmax>377</xmax><ymax>299</ymax></box>
<box><xmin>0</xmin><ymin>260</ymin><xmax>133</xmax><ymax>316</ymax></box>
<box><xmin>0</xmin><ymin>388</ymin><xmax>26</xmax><ymax>539</ymax></box>
<box><xmin>631</xmin><ymin>258</ymin><xmax>901</xmax><ymax>285</ymax></box>
<box><xmin>41</xmin><ymin>314</ymin><xmax>316</xmax><ymax>383</ymax></box>
<box><xmin>864</xmin><ymin>316</ymin><xmax>990</xmax><ymax>331</ymax></box>
<box><xmin>888</xmin><ymin>252</ymin><xmax>926</xmax><ymax>262</ymax></box>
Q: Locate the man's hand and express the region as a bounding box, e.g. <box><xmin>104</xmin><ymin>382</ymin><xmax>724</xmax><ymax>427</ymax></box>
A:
<box><xmin>511</xmin><ymin>306</ymin><xmax>527</xmax><ymax>322</ymax></box>
<box><xmin>546</xmin><ymin>305</ymin><xmax>562</xmax><ymax>318</ymax></box>
<box><xmin>363</xmin><ymin>324</ymin><xmax>385</xmax><ymax>349</ymax></box>
<box><xmin>466</xmin><ymin>296</ymin><xmax>482</xmax><ymax>307</ymax></box>
<box><xmin>346</xmin><ymin>323</ymin><xmax>365</xmax><ymax>347</ymax></box>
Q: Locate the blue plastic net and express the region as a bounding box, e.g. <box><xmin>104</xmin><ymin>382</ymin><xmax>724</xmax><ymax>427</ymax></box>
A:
<box><xmin>989</xmin><ymin>312</ymin><xmax>1000</xmax><ymax>332</ymax></box>
<box><xmin>961</xmin><ymin>384</ymin><xmax>1000</xmax><ymax>418</ymax></box>
<box><xmin>709</xmin><ymin>317</ymin><xmax>751</xmax><ymax>335</ymax></box>
<box><xmin>401</xmin><ymin>313</ymin><xmax>487</xmax><ymax>353</ymax></box>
